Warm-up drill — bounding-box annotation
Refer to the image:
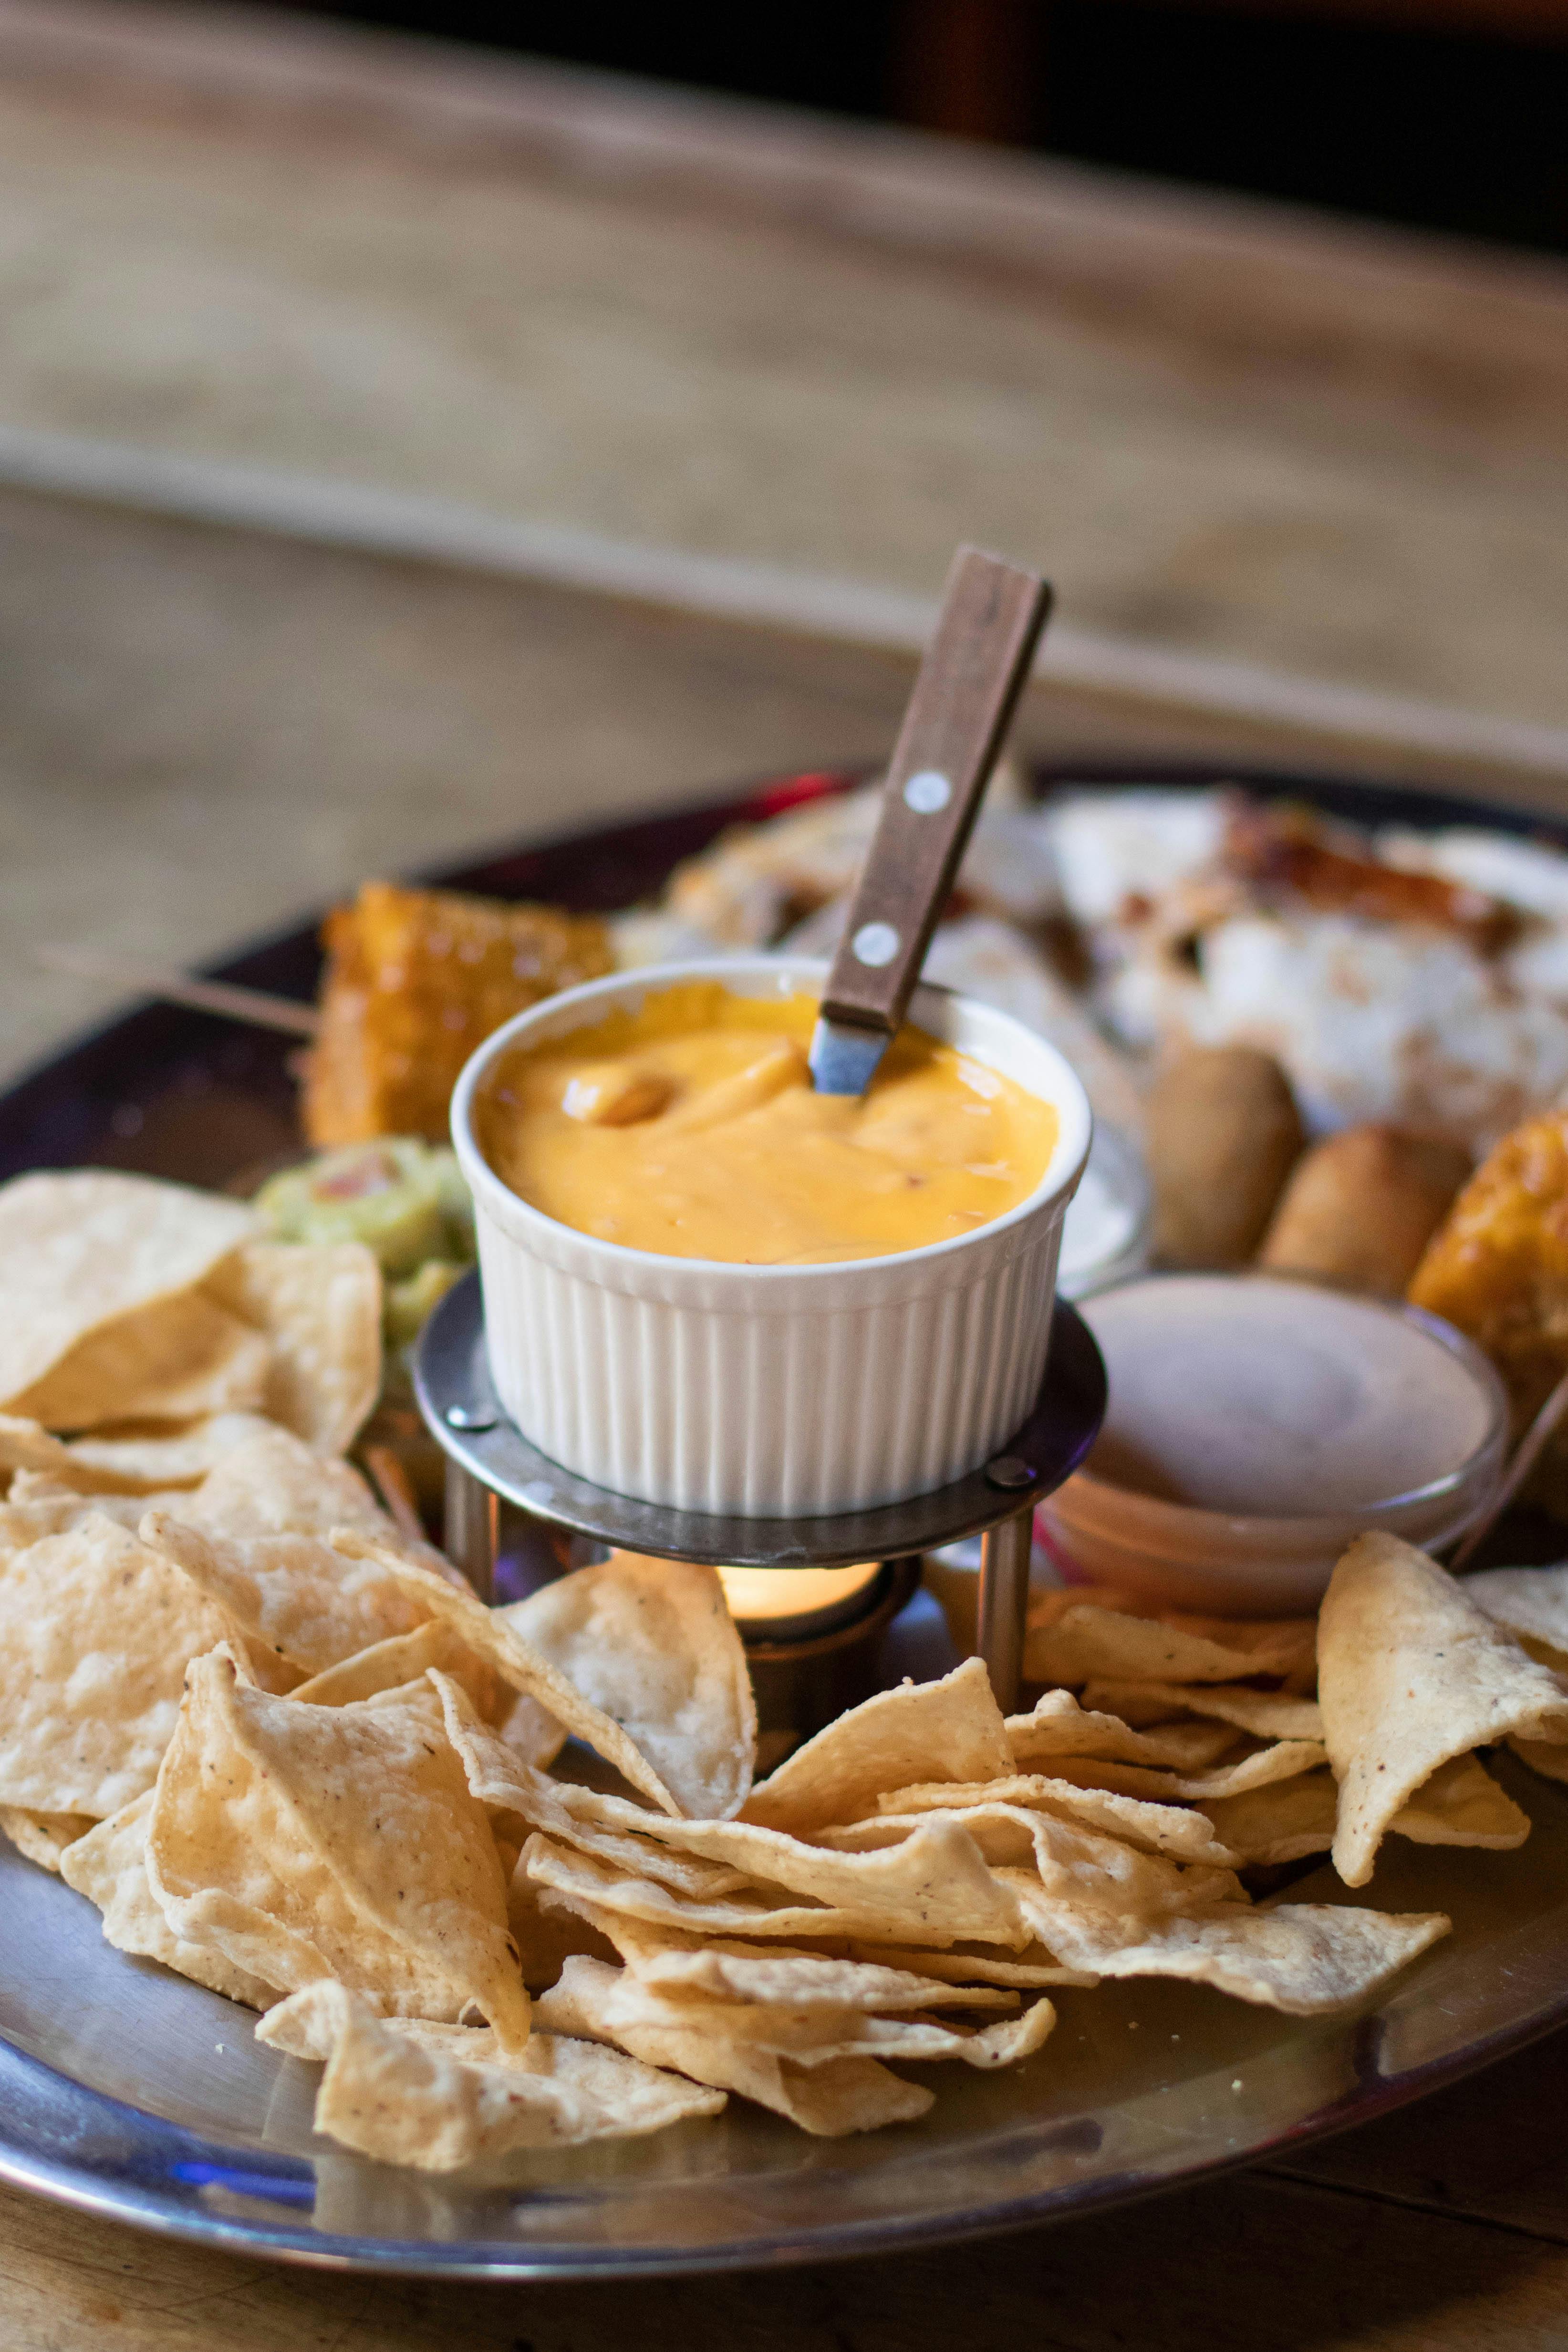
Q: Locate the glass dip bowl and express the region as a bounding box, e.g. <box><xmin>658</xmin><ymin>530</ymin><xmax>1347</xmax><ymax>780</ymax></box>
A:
<box><xmin>1040</xmin><ymin>1270</ymin><xmax>1509</xmax><ymax>1613</ymax></box>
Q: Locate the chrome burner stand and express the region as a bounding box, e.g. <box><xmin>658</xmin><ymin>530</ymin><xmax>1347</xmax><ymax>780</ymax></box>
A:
<box><xmin>413</xmin><ymin>1271</ymin><xmax>1106</xmax><ymax>1710</ymax></box>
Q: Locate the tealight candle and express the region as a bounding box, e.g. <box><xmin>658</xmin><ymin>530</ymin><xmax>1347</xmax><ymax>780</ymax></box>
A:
<box><xmin>717</xmin><ymin>1560</ymin><xmax>882</xmax><ymax>1634</ymax></box>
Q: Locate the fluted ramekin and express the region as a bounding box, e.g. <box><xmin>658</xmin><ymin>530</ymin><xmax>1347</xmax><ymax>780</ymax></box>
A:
<box><xmin>451</xmin><ymin>957</ymin><xmax>1091</xmax><ymax>1517</ymax></box>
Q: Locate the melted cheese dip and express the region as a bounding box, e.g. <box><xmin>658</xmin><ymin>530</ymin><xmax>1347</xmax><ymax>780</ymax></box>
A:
<box><xmin>476</xmin><ymin>981</ymin><xmax>1058</xmax><ymax>1264</ymax></box>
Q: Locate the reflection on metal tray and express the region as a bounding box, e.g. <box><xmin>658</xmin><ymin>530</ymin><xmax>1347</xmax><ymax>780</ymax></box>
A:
<box><xmin>3</xmin><ymin>761</ymin><xmax>1568</xmax><ymax>2278</ymax></box>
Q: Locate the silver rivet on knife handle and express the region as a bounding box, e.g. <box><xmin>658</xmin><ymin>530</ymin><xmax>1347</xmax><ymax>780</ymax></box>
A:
<box><xmin>851</xmin><ymin>922</ymin><xmax>901</xmax><ymax>968</ymax></box>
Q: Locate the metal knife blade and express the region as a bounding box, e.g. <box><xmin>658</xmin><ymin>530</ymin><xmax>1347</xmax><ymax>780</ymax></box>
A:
<box><xmin>807</xmin><ymin>1014</ymin><xmax>891</xmax><ymax>1099</ymax></box>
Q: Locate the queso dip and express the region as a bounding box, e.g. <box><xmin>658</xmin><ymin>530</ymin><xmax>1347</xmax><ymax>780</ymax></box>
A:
<box><xmin>475</xmin><ymin>981</ymin><xmax>1058</xmax><ymax>1265</ymax></box>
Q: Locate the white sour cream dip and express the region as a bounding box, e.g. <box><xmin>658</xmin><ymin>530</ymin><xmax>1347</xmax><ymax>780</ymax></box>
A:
<box><xmin>1082</xmin><ymin>1273</ymin><xmax>1497</xmax><ymax>1517</ymax></box>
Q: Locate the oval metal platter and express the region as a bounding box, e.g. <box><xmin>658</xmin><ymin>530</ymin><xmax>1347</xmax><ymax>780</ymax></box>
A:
<box><xmin>3</xmin><ymin>759</ymin><xmax>1568</xmax><ymax>2279</ymax></box>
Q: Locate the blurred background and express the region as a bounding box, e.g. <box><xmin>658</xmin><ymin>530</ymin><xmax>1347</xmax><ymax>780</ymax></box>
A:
<box><xmin>1</xmin><ymin>0</ymin><xmax>1567</xmax><ymax>1084</ymax></box>
<box><xmin>278</xmin><ymin>0</ymin><xmax>1568</xmax><ymax>252</ymax></box>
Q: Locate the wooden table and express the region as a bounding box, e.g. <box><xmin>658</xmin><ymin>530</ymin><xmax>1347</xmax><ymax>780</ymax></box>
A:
<box><xmin>0</xmin><ymin>0</ymin><xmax>1565</xmax><ymax>779</ymax></box>
<box><xmin>3</xmin><ymin>7</ymin><xmax>1568</xmax><ymax>2340</ymax></box>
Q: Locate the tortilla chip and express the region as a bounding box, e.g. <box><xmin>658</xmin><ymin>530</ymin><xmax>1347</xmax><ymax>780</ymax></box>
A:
<box><xmin>1512</xmin><ymin>1737</ymin><xmax>1568</xmax><ymax>1784</ymax></box>
<box><xmin>615</xmin><ymin>1939</ymin><xmax>1021</xmax><ymax>2014</ymax></box>
<box><xmin>432</xmin><ymin>1714</ymin><xmax>757</xmax><ymax>1900</ymax></box>
<box><xmin>437</xmin><ymin>1675</ymin><xmax>1023</xmax><ymax>1942</ymax></box>
<box><xmin>536</xmin><ymin>1956</ymin><xmax>934</xmax><ymax>2134</ymax></box>
<box><xmin>1026</xmin><ymin>1593</ymin><xmax>1317</xmax><ymax>1689</ymax></box>
<box><xmin>0</xmin><ymin>1806</ymin><xmax>94</xmax><ymax>1872</ymax></box>
<box><xmin>844</xmin><ymin>1941</ymin><xmax>1096</xmax><ymax>1989</ymax></box>
<box><xmin>1198</xmin><ymin>1772</ymin><xmax>1340</xmax><ymax>1867</ymax></box>
<box><xmin>817</xmin><ymin>1801</ymin><xmax>1240</xmax><ymax>1922</ymax></box>
<box><xmin>334</xmin><ymin>1534</ymin><xmax>694</xmax><ymax>1815</ymax></box>
<box><xmin>525</xmin><ymin>1833</ymin><xmax>1019</xmax><ymax>1950</ymax></box>
<box><xmin>1183</xmin><ymin>1755</ymin><xmax>1522</xmax><ymax>1870</ymax></box>
<box><xmin>0</xmin><ymin>1482</ymin><xmax>189</xmax><ymax>1554</ymax></box>
<box><xmin>1033</xmin><ymin>1741</ymin><xmax>1329</xmax><ymax>1805</ymax></box>
<box><xmin>517</xmin><ymin>1803</ymin><xmax>758</xmax><ymax>1906</ymax></box>
<box><xmin>63</xmin><ymin>1414</ymin><xmax>280</xmax><ymax>1492</ymax></box>
<box><xmin>1001</xmin><ymin>1882</ymin><xmax>1450</xmax><ymax>2012</ymax></box>
<box><xmin>0</xmin><ymin>1513</ymin><xmax>286</xmax><ymax>1815</ymax></box>
<box><xmin>499</xmin><ymin>1551</ymin><xmax>755</xmax><ymax>1820</ymax></box>
<box><xmin>1319</xmin><ymin>1534</ymin><xmax>1568</xmax><ymax>1886</ymax></box>
<box><xmin>141</xmin><ymin>1511</ymin><xmax>431</xmax><ymax>1679</ymax></box>
<box><xmin>257</xmin><ymin>1979</ymin><xmax>723</xmax><ymax>2166</ymax></box>
<box><xmin>1389</xmin><ymin>1752</ymin><xmax>1531</xmax><ymax>1850</ymax></box>
<box><xmin>1</xmin><ymin>1414</ymin><xmax>274</xmax><ymax>1501</ymax></box>
<box><xmin>60</xmin><ymin>1791</ymin><xmax>276</xmax><ymax>2005</ymax></box>
<box><xmin>740</xmin><ymin>1659</ymin><xmax>1012</xmax><ymax>1836</ymax></box>
<box><xmin>183</xmin><ymin>1425</ymin><xmax>439</xmax><ymax>1558</ymax></box>
<box><xmin>535</xmin><ymin>1952</ymin><xmax>1051</xmax><ymax>2076</ymax></box>
<box><xmin>0</xmin><ymin>1416</ymin><xmax>132</xmax><ymax>1492</ymax></box>
<box><xmin>869</xmin><ymin>1774</ymin><xmax>1235</xmax><ymax>1863</ymax></box>
<box><xmin>1463</xmin><ymin>1565</ymin><xmax>1568</xmax><ymax>1672</ymax></box>
<box><xmin>16</xmin><ymin>1292</ymin><xmax>272</xmax><ymax>1431</ymax></box>
<box><xmin>490</xmin><ymin>1689</ymin><xmax>570</xmax><ymax>1771</ymax></box>
<box><xmin>548</xmin><ymin>1961</ymin><xmax>865</xmax><ymax>2062</ymax></box>
<box><xmin>552</xmin><ymin>1891</ymin><xmax>1029</xmax><ymax>2004</ymax></box>
<box><xmin>508</xmin><ymin>1868</ymin><xmax>623</xmax><ymax>1990</ymax></box>
<box><xmin>1007</xmin><ymin>1689</ymin><xmax>1241</xmax><ymax>1772</ymax></box>
<box><xmin>1069</xmin><ymin>1684</ymin><xmax>1199</xmax><ymax>1731</ymax></box>
<box><xmin>1078</xmin><ymin>1683</ymin><xmax>1325</xmax><ymax>1744</ymax></box>
<box><xmin>4</xmin><ymin>1470</ymin><xmax>91</xmax><ymax>1506</ymax></box>
<box><xmin>569</xmin><ymin>1889</ymin><xmax>1088</xmax><ymax>1995</ymax></box>
<box><xmin>291</xmin><ymin>1620</ymin><xmax>500</xmax><ymax>1719</ymax></box>
<box><xmin>146</xmin><ymin>1647</ymin><xmax>528</xmax><ymax>2045</ymax></box>
<box><xmin>794</xmin><ymin>2001</ymin><xmax>1057</xmax><ymax>2071</ymax></box>
<box><xmin>1174</xmin><ymin>1603</ymin><xmax>1321</xmax><ymax>1657</ymax></box>
<box><xmin>208</xmin><ymin>1241</ymin><xmax>381</xmax><ymax>1454</ymax></box>
<box><xmin>0</xmin><ymin>1170</ymin><xmax>256</xmax><ymax>1412</ymax></box>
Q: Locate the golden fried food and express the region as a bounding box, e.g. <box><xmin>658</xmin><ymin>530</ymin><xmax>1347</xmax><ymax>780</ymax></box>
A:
<box><xmin>1259</xmin><ymin>1125</ymin><xmax>1470</xmax><ymax>1295</ymax></box>
<box><xmin>1409</xmin><ymin>1108</ymin><xmax>1568</xmax><ymax>1467</ymax></box>
<box><xmin>302</xmin><ymin>884</ymin><xmax>611</xmax><ymax>1147</ymax></box>
<box><xmin>1147</xmin><ymin>1043</ymin><xmax>1304</xmax><ymax>1268</ymax></box>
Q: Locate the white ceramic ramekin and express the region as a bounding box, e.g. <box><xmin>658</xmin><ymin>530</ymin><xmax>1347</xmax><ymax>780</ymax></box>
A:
<box><xmin>451</xmin><ymin>957</ymin><xmax>1091</xmax><ymax>1517</ymax></box>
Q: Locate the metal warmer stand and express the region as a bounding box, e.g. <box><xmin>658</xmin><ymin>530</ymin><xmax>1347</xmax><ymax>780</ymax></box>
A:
<box><xmin>414</xmin><ymin>1269</ymin><xmax>1106</xmax><ymax>1713</ymax></box>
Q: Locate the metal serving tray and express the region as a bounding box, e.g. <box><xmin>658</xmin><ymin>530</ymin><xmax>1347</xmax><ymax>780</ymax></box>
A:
<box><xmin>3</xmin><ymin>761</ymin><xmax>1566</xmax><ymax>2279</ymax></box>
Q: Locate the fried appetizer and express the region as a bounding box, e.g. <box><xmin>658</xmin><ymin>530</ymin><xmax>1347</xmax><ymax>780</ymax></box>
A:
<box><xmin>1409</xmin><ymin>1109</ymin><xmax>1568</xmax><ymax>1484</ymax></box>
<box><xmin>1259</xmin><ymin>1126</ymin><xmax>1470</xmax><ymax>1295</ymax></box>
<box><xmin>1147</xmin><ymin>1043</ymin><xmax>1304</xmax><ymax>1268</ymax></box>
<box><xmin>303</xmin><ymin>884</ymin><xmax>612</xmax><ymax>1147</ymax></box>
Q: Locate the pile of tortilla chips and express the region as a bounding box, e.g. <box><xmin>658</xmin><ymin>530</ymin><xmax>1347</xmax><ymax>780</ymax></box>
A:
<box><xmin>5</xmin><ymin>1170</ymin><xmax>1568</xmax><ymax>2173</ymax></box>
<box><xmin>0</xmin><ymin>1168</ymin><xmax>383</xmax><ymax>1476</ymax></box>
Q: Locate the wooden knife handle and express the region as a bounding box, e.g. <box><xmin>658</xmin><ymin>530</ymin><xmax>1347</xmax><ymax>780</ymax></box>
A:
<box><xmin>819</xmin><ymin>544</ymin><xmax>1052</xmax><ymax>1037</ymax></box>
